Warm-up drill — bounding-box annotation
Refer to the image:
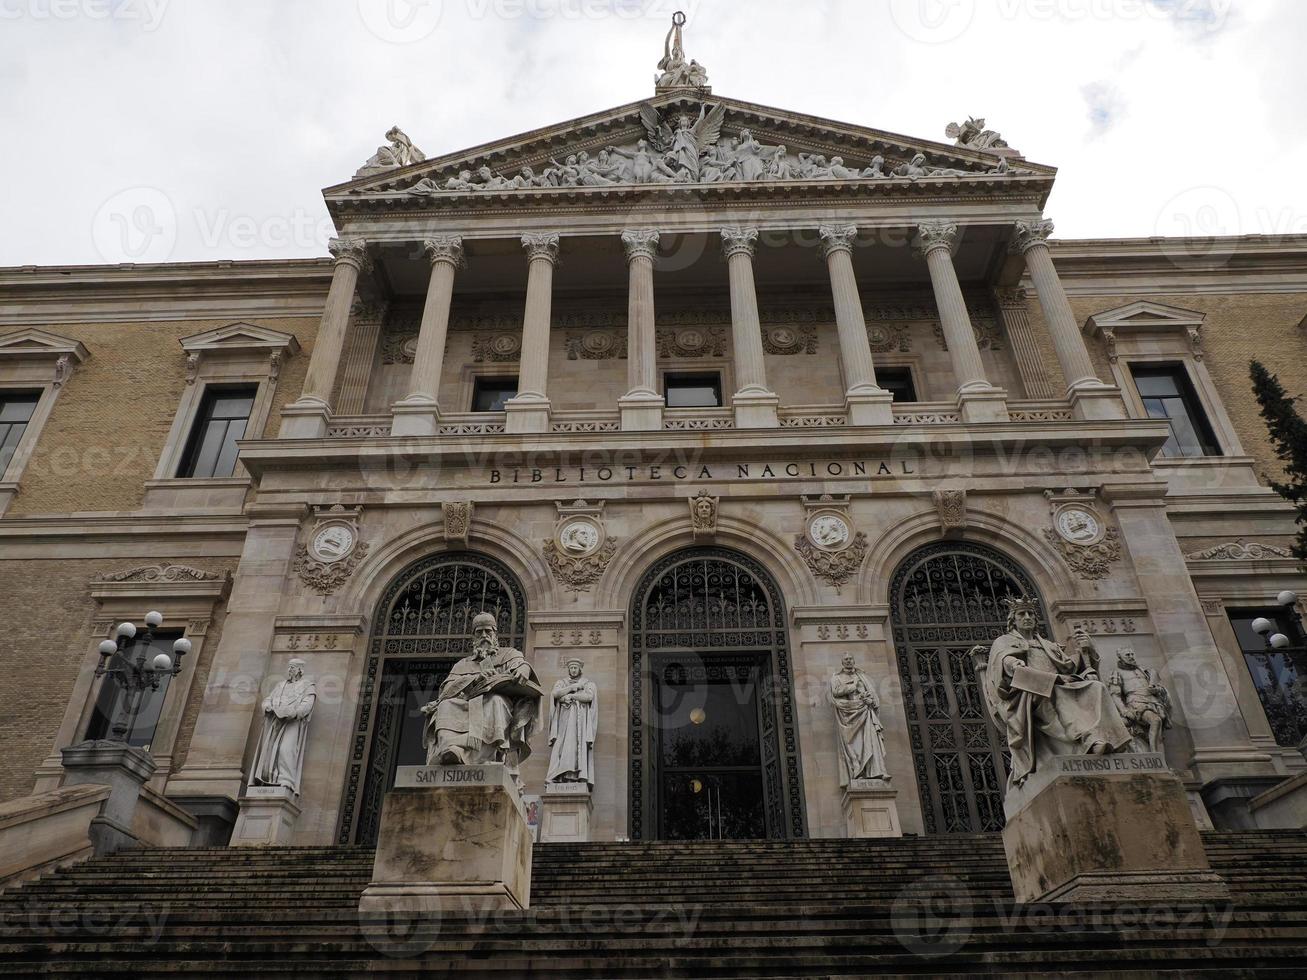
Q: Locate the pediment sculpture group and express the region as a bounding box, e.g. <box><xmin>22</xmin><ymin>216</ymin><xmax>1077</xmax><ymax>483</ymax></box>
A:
<box><xmin>401</xmin><ymin>102</ymin><xmax>1022</xmax><ymax>197</ymax></box>
<box><xmin>247</xmin><ymin>598</ymin><xmax>1171</xmax><ymax>806</ymax></box>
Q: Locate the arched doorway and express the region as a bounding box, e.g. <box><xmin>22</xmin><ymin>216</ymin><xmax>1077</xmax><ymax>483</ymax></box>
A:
<box><xmin>629</xmin><ymin>547</ymin><xmax>806</xmax><ymax>841</ymax></box>
<box><xmin>336</xmin><ymin>551</ymin><xmax>527</xmax><ymax>844</ymax></box>
<box><xmin>888</xmin><ymin>541</ymin><xmax>1048</xmax><ymax>834</ymax></box>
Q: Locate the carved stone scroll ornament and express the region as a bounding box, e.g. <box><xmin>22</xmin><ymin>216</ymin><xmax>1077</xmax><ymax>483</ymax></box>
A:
<box><xmin>1184</xmin><ymin>540</ymin><xmax>1294</xmax><ymax>561</ymax></box>
<box><xmin>1042</xmin><ymin>526</ymin><xmax>1122</xmax><ymax>581</ymax></box>
<box><xmin>96</xmin><ymin>564</ymin><xmax>222</xmax><ymax>583</ymax></box>
<box><xmin>796</xmin><ymin>532</ymin><xmax>868</xmax><ymax>591</ymax></box>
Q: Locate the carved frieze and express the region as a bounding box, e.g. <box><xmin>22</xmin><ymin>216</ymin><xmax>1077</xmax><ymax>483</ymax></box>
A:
<box><xmin>867</xmin><ymin>323</ymin><xmax>911</xmax><ymax>353</ymax></box>
<box><xmin>471</xmin><ymin>333</ymin><xmax>522</xmax><ymax>362</ymax></box>
<box><xmin>761</xmin><ymin>324</ymin><xmax>817</xmax><ymax>355</ymax></box>
<box><xmin>380</xmin><ymin>331</ymin><xmax>419</xmax><ymax>365</ymax></box>
<box><xmin>95</xmin><ymin>564</ymin><xmax>222</xmax><ymax>584</ymax></box>
<box><xmin>933</xmin><ymin>318</ymin><xmax>1003</xmax><ymax>351</ymax></box>
<box><xmin>657</xmin><ymin>326</ymin><xmax>726</xmax><ymax>359</ymax></box>
<box><xmin>565</xmin><ymin>330</ymin><xmax>628</xmax><ymax>360</ymax></box>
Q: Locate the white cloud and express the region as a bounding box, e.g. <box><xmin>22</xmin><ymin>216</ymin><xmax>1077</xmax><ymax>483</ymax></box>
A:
<box><xmin>0</xmin><ymin>0</ymin><xmax>1302</xmax><ymax>265</ymax></box>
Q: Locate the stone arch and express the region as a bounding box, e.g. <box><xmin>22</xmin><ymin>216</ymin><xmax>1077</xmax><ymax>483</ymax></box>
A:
<box><xmin>886</xmin><ymin>537</ymin><xmax>1049</xmax><ymax>835</ymax></box>
<box><xmin>336</xmin><ymin>546</ymin><xmax>531</xmax><ymax>844</ymax></box>
<box><xmin>626</xmin><ymin>543</ymin><xmax>808</xmax><ymax>841</ymax></box>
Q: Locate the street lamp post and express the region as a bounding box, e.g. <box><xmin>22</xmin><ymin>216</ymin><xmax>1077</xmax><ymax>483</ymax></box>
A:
<box><xmin>94</xmin><ymin>610</ymin><xmax>191</xmax><ymax>745</ymax></box>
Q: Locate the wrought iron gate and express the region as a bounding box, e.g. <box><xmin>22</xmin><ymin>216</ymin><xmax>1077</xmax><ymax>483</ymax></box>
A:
<box><xmin>888</xmin><ymin>541</ymin><xmax>1047</xmax><ymax>834</ymax></box>
<box><xmin>629</xmin><ymin>547</ymin><xmax>806</xmax><ymax>840</ymax></box>
<box><xmin>338</xmin><ymin>551</ymin><xmax>527</xmax><ymax>844</ymax></box>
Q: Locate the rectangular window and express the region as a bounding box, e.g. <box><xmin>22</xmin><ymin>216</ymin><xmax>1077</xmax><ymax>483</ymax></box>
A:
<box><xmin>665</xmin><ymin>372</ymin><xmax>722</xmax><ymax>408</ymax></box>
<box><xmin>877</xmin><ymin>367</ymin><xmax>917</xmax><ymax>403</ymax></box>
<box><xmin>177</xmin><ymin>385</ymin><xmax>256</xmax><ymax>478</ymax></box>
<box><xmin>471</xmin><ymin>377</ymin><xmax>518</xmax><ymax>412</ymax></box>
<box><xmin>0</xmin><ymin>390</ymin><xmax>41</xmax><ymax>475</ymax></box>
<box><xmin>85</xmin><ymin>629</ymin><xmax>182</xmax><ymax>750</ymax></box>
<box><xmin>1228</xmin><ymin>609</ymin><xmax>1305</xmax><ymax>747</ymax></box>
<box><xmin>1129</xmin><ymin>364</ymin><xmax>1220</xmax><ymax>458</ymax></box>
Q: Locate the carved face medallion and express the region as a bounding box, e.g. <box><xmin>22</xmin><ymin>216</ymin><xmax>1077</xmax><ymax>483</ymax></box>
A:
<box><xmin>558</xmin><ymin>519</ymin><xmax>600</xmax><ymax>556</ymax></box>
<box><xmin>310</xmin><ymin>524</ymin><xmax>356</xmax><ymax>563</ymax></box>
<box><xmin>809</xmin><ymin>514</ymin><xmax>851</xmax><ymax>551</ymax></box>
<box><xmin>1055</xmin><ymin>508</ymin><xmax>1102</xmax><ymax>545</ymax></box>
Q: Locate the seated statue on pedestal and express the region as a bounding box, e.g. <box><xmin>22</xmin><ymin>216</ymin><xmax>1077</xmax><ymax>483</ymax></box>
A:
<box><xmin>420</xmin><ymin>612</ymin><xmax>542</xmax><ymax>790</ymax></box>
<box><xmin>972</xmin><ymin>597</ymin><xmax>1132</xmax><ymax>789</ymax></box>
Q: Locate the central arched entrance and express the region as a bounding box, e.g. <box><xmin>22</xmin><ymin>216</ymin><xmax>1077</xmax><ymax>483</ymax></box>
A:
<box><xmin>629</xmin><ymin>547</ymin><xmax>806</xmax><ymax>841</ymax></box>
<box><xmin>337</xmin><ymin>551</ymin><xmax>527</xmax><ymax>844</ymax></box>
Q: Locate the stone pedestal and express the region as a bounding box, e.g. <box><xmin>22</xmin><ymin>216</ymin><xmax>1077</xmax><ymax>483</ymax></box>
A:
<box><xmin>845</xmin><ymin>390</ymin><xmax>894</xmax><ymax>427</ymax></box>
<box><xmin>841</xmin><ymin>779</ymin><xmax>902</xmax><ymax>838</ymax></box>
<box><xmin>1002</xmin><ymin>753</ymin><xmax>1229</xmax><ymax>904</ymax></box>
<box><xmin>731</xmin><ymin>390</ymin><xmax>780</xmax><ymax>429</ymax></box>
<box><xmin>618</xmin><ymin>392</ymin><xmax>664</xmax><ymax>431</ymax></box>
<box><xmin>390</xmin><ymin>398</ymin><xmax>441</xmax><ymax>437</ymax></box>
<box><xmin>540</xmin><ymin>782</ymin><xmax>592</xmax><ymax>842</ymax></box>
<box><xmin>59</xmin><ymin>740</ymin><xmax>156</xmax><ymax>855</ymax></box>
<box><xmin>229</xmin><ymin>785</ymin><xmax>301</xmax><ymax>847</ymax></box>
<box><xmin>503</xmin><ymin>395</ymin><xmax>552</xmax><ymax>434</ymax></box>
<box><xmin>277</xmin><ymin>400</ymin><xmax>330</xmax><ymax>439</ymax></box>
<box><xmin>957</xmin><ymin>387</ymin><xmax>1010</xmax><ymax>423</ymax></box>
<box><xmin>359</xmin><ymin>764</ymin><xmax>532</xmax><ymax>915</ymax></box>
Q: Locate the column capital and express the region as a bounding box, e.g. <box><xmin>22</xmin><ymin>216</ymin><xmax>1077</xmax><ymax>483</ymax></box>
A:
<box><xmin>521</xmin><ymin>232</ymin><xmax>561</xmax><ymax>264</ymax></box>
<box><xmin>621</xmin><ymin>229</ymin><xmax>661</xmax><ymax>263</ymax></box>
<box><xmin>993</xmin><ymin>286</ymin><xmax>1029</xmax><ymax>308</ymax></box>
<box><xmin>1010</xmin><ymin>218</ymin><xmax>1055</xmax><ymax>254</ymax></box>
<box><xmin>327</xmin><ymin>237</ymin><xmax>373</xmax><ymax>273</ymax></box>
<box><xmin>719</xmin><ymin>227</ymin><xmax>759</xmax><ymax>259</ymax></box>
<box><xmin>818</xmin><ymin>224</ymin><xmax>858</xmax><ymax>258</ymax></box>
<box><xmin>912</xmin><ymin>221</ymin><xmax>959</xmax><ymax>257</ymax></box>
<box><xmin>424</xmin><ymin>235</ymin><xmax>466</xmax><ymax>269</ymax></box>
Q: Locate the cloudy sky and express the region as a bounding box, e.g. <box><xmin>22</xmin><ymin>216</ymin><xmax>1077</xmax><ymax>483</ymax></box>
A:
<box><xmin>1</xmin><ymin>0</ymin><xmax>1303</xmax><ymax>266</ymax></box>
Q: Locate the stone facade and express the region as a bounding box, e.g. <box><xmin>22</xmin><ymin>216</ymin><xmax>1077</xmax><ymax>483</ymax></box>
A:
<box><xmin>1</xmin><ymin>87</ymin><xmax>1305</xmax><ymax>849</ymax></box>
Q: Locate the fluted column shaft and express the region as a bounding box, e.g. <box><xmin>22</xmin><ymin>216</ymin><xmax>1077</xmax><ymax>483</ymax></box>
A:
<box><xmin>405</xmin><ymin>237</ymin><xmax>464</xmax><ymax>404</ymax></box>
<box><xmin>993</xmin><ymin>287</ymin><xmax>1054</xmax><ymax>400</ymax></box>
<box><xmin>517</xmin><ymin>234</ymin><xmax>560</xmax><ymax>399</ymax></box>
<box><xmin>819</xmin><ymin>225</ymin><xmax>880</xmax><ymax>395</ymax></box>
<box><xmin>624</xmin><ymin>230</ymin><xmax>659</xmax><ymax>396</ymax></box>
<box><xmin>914</xmin><ymin>222</ymin><xmax>989</xmax><ymax>392</ymax></box>
<box><xmin>721</xmin><ymin>229</ymin><xmax>768</xmax><ymax>393</ymax></box>
<box><xmin>1011</xmin><ymin>220</ymin><xmax>1098</xmax><ymax>391</ymax></box>
<box><xmin>302</xmin><ymin>238</ymin><xmax>369</xmax><ymax>406</ymax></box>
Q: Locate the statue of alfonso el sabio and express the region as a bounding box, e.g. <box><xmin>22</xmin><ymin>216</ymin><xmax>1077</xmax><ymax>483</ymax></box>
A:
<box><xmin>973</xmin><ymin>597</ymin><xmax>1133</xmax><ymax>790</ymax></box>
<box><xmin>421</xmin><ymin>612</ymin><xmax>543</xmax><ymax>792</ymax></box>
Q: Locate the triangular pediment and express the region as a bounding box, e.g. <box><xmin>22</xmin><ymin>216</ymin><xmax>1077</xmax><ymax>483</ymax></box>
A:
<box><xmin>1085</xmin><ymin>301</ymin><xmax>1207</xmax><ymax>335</ymax></box>
<box><xmin>0</xmin><ymin>327</ymin><xmax>89</xmax><ymax>362</ymax></box>
<box><xmin>180</xmin><ymin>322</ymin><xmax>300</xmax><ymax>355</ymax></box>
<box><xmin>326</xmin><ymin>94</ymin><xmax>1055</xmax><ymax>215</ymax></box>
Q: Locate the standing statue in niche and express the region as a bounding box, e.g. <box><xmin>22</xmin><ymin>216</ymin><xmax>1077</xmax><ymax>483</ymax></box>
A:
<box><xmin>1109</xmin><ymin>647</ymin><xmax>1173</xmax><ymax>755</ymax></box>
<box><xmin>420</xmin><ymin>612</ymin><xmax>543</xmax><ymax>790</ymax></box>
<box><xmin>971</xmin><ymin>598</ymin><xmax>1133</xmax><ymax>789</ymax></box>
<box><xmin>830</xmin><ymin>654</ymin><xmax>890</xmax><ymax>785</ymax></box>
<box><xmin>251</xmin><ymin>659</ymin><xmax>317</xmax><ymax>795</ymax></box>
<box><xmin>546</xmin><ymin>659</ymin><xmax>598</xmax><ymax>786</ymax></box>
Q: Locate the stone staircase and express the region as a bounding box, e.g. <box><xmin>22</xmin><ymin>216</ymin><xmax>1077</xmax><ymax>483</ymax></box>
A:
<box><xmin>1</xmin><ymin>832</ymin><xmax>1306</xmax><ymax>976</ymax></box>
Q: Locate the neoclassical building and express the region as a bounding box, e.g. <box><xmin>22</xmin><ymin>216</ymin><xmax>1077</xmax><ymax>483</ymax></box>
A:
<box><xmin>2</xmin><ymin>35</ymin><xmax>1305</xmax><ymax>857</ymax></box>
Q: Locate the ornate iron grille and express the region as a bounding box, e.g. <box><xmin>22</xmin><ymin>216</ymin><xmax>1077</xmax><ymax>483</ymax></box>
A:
<box><xmin>337</xmin><ymin>551</ymin><xmax>527</xmax><ymax>844</ymax></box>
<box><xmin>629</xmin><ymin>547</ymin><xmax>806</xmax><ymax>840</ymax></box>
<box><xmin>888</xmin><ymin>541</ymin><xmax>1046</xmax><ymax>834</ymax></box>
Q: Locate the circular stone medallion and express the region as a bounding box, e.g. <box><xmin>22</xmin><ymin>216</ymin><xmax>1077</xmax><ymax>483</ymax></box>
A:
<box><xmin>310</xmin><ymin>523</ymin><xmax>357</xmax><ymax>563</ymax></box>
<box><xmin>1055</xmin><ymin>508</ymin><xmax>1103</xmax><ymax>545</ymax></box>
<box><xmin>808</xmin><ymin>514</ymin><xmax>851</xmax><ymax>551</ymax></box>
<box><xmin>558</xmin><ymin>519</ymin><xmax>601</xmax><ymax>556</ymax></box>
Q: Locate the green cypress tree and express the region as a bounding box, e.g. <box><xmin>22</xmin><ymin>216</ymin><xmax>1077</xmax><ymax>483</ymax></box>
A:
<box><xmin>1250</xmin><ymin>360</ymin><xmax>1307</xmax><ymax>563</ymax></box>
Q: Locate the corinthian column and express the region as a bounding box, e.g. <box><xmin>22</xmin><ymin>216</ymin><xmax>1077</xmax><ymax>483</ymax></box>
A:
<box><xmin>1011</xmin><ymin>219</ymin><xmax>1125</xmax><ymax>420</ymax></box>
<box><xmin>913</xmin><ymin>221</ymin><xmax>1008</xmax><ymax>423</ymax></box>
<box><xmin>504</xmin><ymin>233</ymin><xmax>560</xmax><ymax>434</ymax></box>
<box><xmin>618</xmin><ymin>229</ymin><xmax>664</xmax><ymax>431</ymax></box>
<box><xmin>392</xmin><ymin>236</ymin><xmax>464</xmax><ymax>437</ymax></box>
<box><xmin>720</xmin><ymin>228</ymin><xmax>779</xmax><ymax>428</ymax></box>
<box><xmin>280</xmin><ymin>237</ymin><xmax>371</xmax><ymax>438</ymax></box>
<box><xmin>819</xmin><ymin>225</ymin><xmax>893</xmax><ymax>426</ymax></box>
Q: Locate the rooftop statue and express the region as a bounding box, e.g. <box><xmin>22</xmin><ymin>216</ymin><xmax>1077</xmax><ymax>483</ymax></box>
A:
<box><xmin>945</xmin><ymin>116</ymin><xmax>1008</xmax><ymax>150</ymax></box>
<box><xmin>355</xmin><ymin>126</ymin><xmax>425</xmax><ymax>177</ymax></box>
<box><xmin>656</xmin><ymin>11</ymin><xmax>709</xmax><ymax>91</ymax></box>
<box><xmin>971</xmin><ymin>598</ymin><xmax>1132</xmax><ymax>789</ymax></box>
